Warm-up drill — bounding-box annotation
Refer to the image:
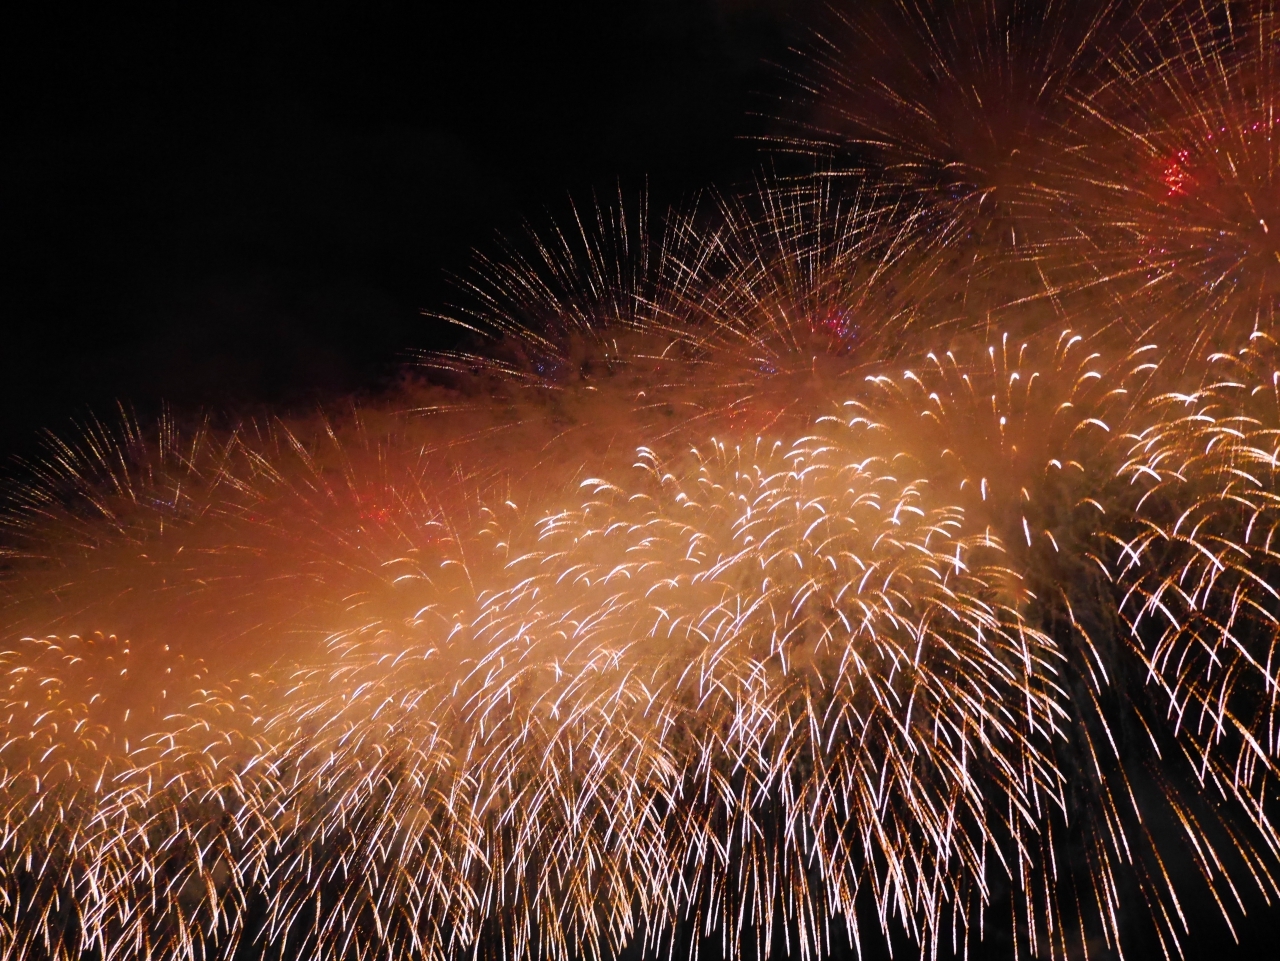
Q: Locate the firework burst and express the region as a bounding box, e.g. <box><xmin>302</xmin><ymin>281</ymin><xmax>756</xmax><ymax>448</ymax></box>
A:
<box><xmin>1108</xmin><ymin>334</ymin><xmax>1280</xmax><ymax>856</ymax></box>
<box><xmin>0</xmin><ymin>398</ymin><xmax>1068</xmax><ymax>960</ymax></box>
<box><xmin>777</xmin><ymin>0</ymin><xmax>1138</xmax><ymax>320</ymax></box>
<box><xmin>3</xmin><ymin>324</ymin><xmax>1276</xmax><ymax>959</ymax></box>
<box><xmin>4</xmin><ymin>2</ymin><xmax>1280</xmax><ymax>959</ymax></box>
<box><xmin>432</xmin><ymin>181</ymin><xmax>950</xmax><ymax>435</ymax></box>
<box><xmin>1074</xmin><ymin>0</ymin><xmax>1280</xmax><ymax>352</ymax></box>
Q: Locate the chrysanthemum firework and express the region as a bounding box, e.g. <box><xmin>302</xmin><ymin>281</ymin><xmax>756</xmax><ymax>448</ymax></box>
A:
<box><xmin>831</xmin><ymin>330</ymin><xmax>1196</xmax><ymax>953</ymax></box>
<box><xmin>3</xmin><ymin>317</ymin><xmax>1276</xmax><ymax>960</ymax></box>
<box><xmin>431</xmin><ymin>181</ymin><xmax>954</xmax><ymax>443</ymax></box>
<box><xmin>1073</xmin><ymin>0</ymin><xmax>1280</xmax><ymax>353</ymax></box>
<box><xmin>0</xmin><ymin>398</ymin><xmax>1067</xmax><ymax>960</ymax></box>
<box><xmin>776</xmin><ymin>0</ymin><xmax>1138</xmax><ymax>319</ymax></box>
<box><xmin>1107</xmin><ymin>333</ymin><xmax>1280</xmax><ymax>858</ymax></box>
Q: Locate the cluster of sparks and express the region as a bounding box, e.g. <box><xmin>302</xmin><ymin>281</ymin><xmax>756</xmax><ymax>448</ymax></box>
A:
<box><xmin>5</xmin><ymin>2</ymin><xmax>1280</xmax><ymax>959</ymax></box>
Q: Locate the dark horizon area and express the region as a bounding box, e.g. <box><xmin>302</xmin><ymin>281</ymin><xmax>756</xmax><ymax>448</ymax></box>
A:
<box><xmin>1</xmin><ymin>0</ymin><xmax>804</xmax><ymax>457</ymax></box>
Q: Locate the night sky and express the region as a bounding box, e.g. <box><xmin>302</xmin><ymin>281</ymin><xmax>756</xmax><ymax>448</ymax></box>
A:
<box><xmin>2</xmin><ymin>0</ymin><xmax>802</xmax><ymax>455</ymax></box>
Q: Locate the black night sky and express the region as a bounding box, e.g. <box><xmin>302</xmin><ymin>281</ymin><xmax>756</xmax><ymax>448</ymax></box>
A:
<box><xmin>1</xmin><ymin>0</ymin><xmax>800</xmax><ymax>454</ymax></box>
<box><xmin>4</xmin><ymin>3</ymin><xmax>1280</xmax><ymax>958</ymax></box>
